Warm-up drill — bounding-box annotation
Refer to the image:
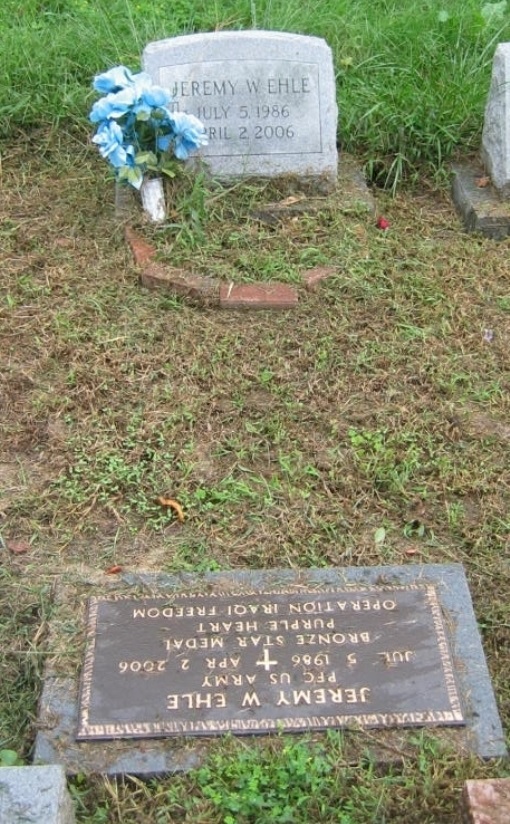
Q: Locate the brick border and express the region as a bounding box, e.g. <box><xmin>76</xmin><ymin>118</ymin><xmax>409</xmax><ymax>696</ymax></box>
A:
<box><xmin>125</xmin><ymin>226</ymin><xmax>341</xmax><ymax>310</ymax></box>
<box><xmin>119</xmin><ymin>151</ymin><xmax>376</xmax><ymax>308</ymax></box>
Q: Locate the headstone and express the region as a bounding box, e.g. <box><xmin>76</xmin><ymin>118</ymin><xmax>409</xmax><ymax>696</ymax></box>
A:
<box><xmin>482</xmin><ymin>42</ymin><xmax>510</xmax><ymax>198</ymax></box>
<box><xmin>0</xmin><ymin>765</ymin><xmax>76</xmax><ymax>824</ymax></box>
<box><xmin>461</xmin><ymin>779</ymin><xmax>510</xmax><ymax>824</ymax></box>
<box><xmin>34</xmin><ymin>565</ymin><xmax>507</xmax><ymax>776</ymax></box>
<box><xmin>142</xmin><ymin>31</ymin><xmax>338</xmax><ymax>189</ymax></box>
<box><xmin>452</xmin><ymin>42</ymin><xmax>510</xmax><ymax>237</ymax></box>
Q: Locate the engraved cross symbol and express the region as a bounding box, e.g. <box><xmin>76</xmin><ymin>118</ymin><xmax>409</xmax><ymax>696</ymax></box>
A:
<box><xmin>256</xmin><ymin>648</ymin><xmax>278</xmax><ymax>672</ymax></box>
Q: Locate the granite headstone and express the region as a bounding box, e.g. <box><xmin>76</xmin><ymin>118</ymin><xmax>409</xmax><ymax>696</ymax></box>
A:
<box><xmin>452</xmin><ymin>41</ymin><xmax>510</xmax><ymax>237</ymax></box>
<box><xmin>482</xmin><ymin>42</ymin><xmax>510</xmax><ymax>198</ymax></box>
<box><xmin>142</xmin><ymin>31</ymin><xmax>338</xmax><ymax>188</ymax></box>
<box><xmin>0</xmin><ymin>766</ymin><xmax>76</xmax><ymax>824</ymax></box>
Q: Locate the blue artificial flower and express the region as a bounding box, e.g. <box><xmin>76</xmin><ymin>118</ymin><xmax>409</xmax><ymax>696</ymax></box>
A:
<box><xmin>168</xmin><ymin>112</ymin><xmax>208</xmax><ymax>159</ymax></box>
<box><xmin>92</xmin><ymin>121</ymin><xmax>135</xmax><ymax>169</ymax></box>
<box><xmin>89</xmin><ymin>87</ymin><xmax>139</xmax><ymax>123</ymax></box>
<box><xmin>90</xmin><ymin>65</ymin><xmax>206</xmax><ymax>189</ymax></box>
<box><xmin>91</xmin><ymin>73</ymin><xmax>173</xmax><ymax>123</ymax></box>
<box><xmin>141</xmin><ymin>86</ymin><xmax>172</xmax><ymax>108</ymax></box>
<box><xmin>93</xmin><ymin>65</ymin><xmax>136</xmax><ymax>94</ymax></box>
<box><xmin>156</xmin><ymin>131</ymin><xmax>173</xmax><ymax>153</ymax></box>
<box><xmin>132</xmin><ymin>78</ymin><xmax>173</xmax><ymax>118</ymax></box>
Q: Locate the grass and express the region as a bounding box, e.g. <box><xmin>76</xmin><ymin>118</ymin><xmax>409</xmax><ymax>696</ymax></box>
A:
<box><xmin>68</xmin><ymin>733</ymin><xmax>509</xmax><ymax>822</ymax></box>
<box><xmin>2</xmin><ymin>0</ymin><xmax>510</xmax><ymax>184</ymax></box>
<box><xmin>1</xmin><ymin>0</ymin><xmax>510</xmax><ymax>819</ymax></box>
<box><xmin>0</xmin><ymin>563</ymin><xmax>52</xmax><ymax>757</ymax></box>
<box><xmin>0</xmin><ymin>133</ymin><xmax>509</xmax><ymax>819</ymax></box>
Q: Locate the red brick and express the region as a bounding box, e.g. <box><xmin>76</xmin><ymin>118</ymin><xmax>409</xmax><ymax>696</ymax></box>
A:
<box><xmin>302</xmin><ymin>266</ymin><xmax>338</xmax><ymax>291</ymax></box>
<box><xmin>461</xmin><ymin>779</ymin><xmax>510</xmax><ymax>824</ymax></box>
<box><xmin>219</xmin><ymin>282</ymin><xmax>298</xmax><ymax>309</ymax></box>
<box><xmin>125</xmin><ymin>226</ymin><xmax>156</xmax><ymax>267</ymax></box>
<box><xmin>140</xmin><ymin>263</ymin><xmax>220</xmax><ymax>306</ymax></box>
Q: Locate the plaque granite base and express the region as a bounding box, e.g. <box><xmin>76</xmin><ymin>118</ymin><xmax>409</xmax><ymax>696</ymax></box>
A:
<box><xmin>33</xmin><ymin>564</ymin><xmax>506</xmax><ymax>776</ymax></box>
<box><xmin>451</xmin><ymin>162</ymin><xmax>510</xmax><ymax>239</ymax></box>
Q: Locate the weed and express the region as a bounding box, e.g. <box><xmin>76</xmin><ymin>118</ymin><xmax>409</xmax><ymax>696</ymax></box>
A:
<box><xmin>195</xmin><ymin>736</ymin><xmax>341</xmax><ymax>823</ymax></box>
<box><xmin>348</xmin><ymin>427</ymin><xmax>423</xmax><ymax>494</ymax></box>
<box><xmin>0</xmin><ymin>749</ymin><xmax>24</xmax><ymax>767</ymax></box>
<box><xmin>69</xmin><ymin>734</ymin><xmax>510</xmax><ymax>823</ymax></box>
<box><xmin>51</xmin><ymin>416</ymin><xmax>181</xmax><ymax>528</ymax></box>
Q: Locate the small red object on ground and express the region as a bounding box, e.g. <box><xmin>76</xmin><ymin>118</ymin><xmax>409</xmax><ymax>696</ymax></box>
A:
<box><xmin>376</xmin><ymin>216</ymin><xmax>390</xmax><ymax>230</ymax></box>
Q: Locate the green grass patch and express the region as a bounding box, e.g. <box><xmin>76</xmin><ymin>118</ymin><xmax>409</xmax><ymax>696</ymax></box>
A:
<box><xmin>69</xmin><ymin>733</ymin><xmax>510</xmax><ymax>822</ymax></box>
<box><xmin>2</xmin><ymin>0</ymin><xmax>510</xmax><ymax>184</ymax></box>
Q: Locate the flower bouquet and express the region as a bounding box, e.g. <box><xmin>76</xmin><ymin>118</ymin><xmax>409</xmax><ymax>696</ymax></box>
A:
<box><xmin>89</xmin><ymin>65</ymin><xmax>208</xmax><ymax>220</ymax></box>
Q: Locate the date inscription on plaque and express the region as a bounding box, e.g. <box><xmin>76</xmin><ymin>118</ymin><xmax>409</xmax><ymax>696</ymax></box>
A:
<box><xmin>77</xmin><ymin>585</ymin><xmax>464</xmax><ymax>739</ymax></box>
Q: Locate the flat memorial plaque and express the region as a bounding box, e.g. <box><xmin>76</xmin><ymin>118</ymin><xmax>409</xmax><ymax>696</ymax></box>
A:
<box><xmin>77</xmin><ymin>584</ymin><xmax>464</xmax><ymax>740</ymax></box>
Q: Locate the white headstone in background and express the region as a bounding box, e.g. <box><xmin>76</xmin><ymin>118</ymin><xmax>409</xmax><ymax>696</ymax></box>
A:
<box><xmin>143</xmin><ymin>31</ymin><xmax>338</xmax><ymax>188</ymax></box>
<box><xmin>481</xmin><ymin>42</ymin><xmax>510</xmax><ymax>199</ymax></box>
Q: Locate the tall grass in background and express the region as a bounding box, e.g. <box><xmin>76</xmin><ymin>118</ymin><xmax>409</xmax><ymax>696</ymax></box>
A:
<box><xmin>1</xmin><ymin>0</ymin><xmax>509</xmax><ymax>185</ymax></box>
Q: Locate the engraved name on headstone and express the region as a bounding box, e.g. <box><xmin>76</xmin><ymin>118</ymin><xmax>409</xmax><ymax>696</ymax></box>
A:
<box><xmin>77</xmin><ymin>584</ymin><xmax>464</xmax><ymax>740</ymax></box>
<box><xmin>142</xmin><ymin>31</ymin><xmax>338</xmax><ymax>186</ymax></box>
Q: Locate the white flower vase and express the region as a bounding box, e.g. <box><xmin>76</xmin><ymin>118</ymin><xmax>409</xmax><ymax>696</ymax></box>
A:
<box><xmin>140</xmin><ymin>177</ymin><xmax>166</xmax><ymax>222</ymax></box>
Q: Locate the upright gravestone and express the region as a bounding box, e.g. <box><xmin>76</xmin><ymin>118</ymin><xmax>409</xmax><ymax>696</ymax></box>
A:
<box><xmin>142</xmin><ymin>31</ymin><xmax>338</xmax><ymax>189</ymax></box>
<box><xmin>452</xmin><ymin>41</ymin><xmax>510</xmax><ymax>237</ymax></box>
<box><xmin>482</xmin><ymin>42</ymin><xmax>510</xmax><ymax>199</ymax></box>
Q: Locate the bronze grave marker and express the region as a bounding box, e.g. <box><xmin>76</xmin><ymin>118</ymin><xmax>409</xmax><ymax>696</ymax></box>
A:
<box><xmin>77</xmin><ymin>584</ymin><xmax>464</xmax><ymax>739</ymax></box>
